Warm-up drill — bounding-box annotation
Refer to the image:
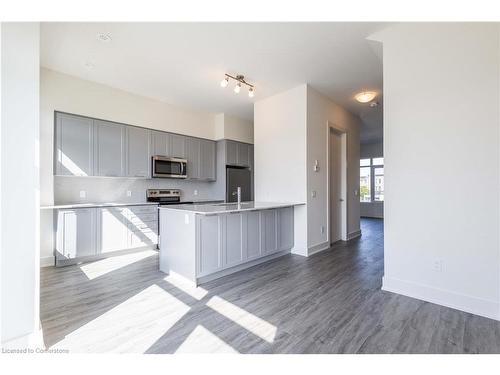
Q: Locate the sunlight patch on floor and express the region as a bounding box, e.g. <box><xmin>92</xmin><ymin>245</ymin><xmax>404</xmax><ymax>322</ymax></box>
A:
<box><xmin>175</xmin><ymin>325</ymin><xmax>238</xmax><ymax>353</ymax></box>
<box><xmin>206</xmin><ymin>296</ymin><xmax>276</xmax><ymax>343</ymax></box>
<box><xmin>164</xmin><ymin>273</ymin><xmax>208</xmax><ymax>300</ymax></box>
<box><xmin>79</xmin><ymin>250</ymin><xmax>157</xmax><ymax>280</ymax></box>
<box><xmin>51</xmin><ymin>284</ymin><xmax>190</xmax><ymax>353</ymax></box>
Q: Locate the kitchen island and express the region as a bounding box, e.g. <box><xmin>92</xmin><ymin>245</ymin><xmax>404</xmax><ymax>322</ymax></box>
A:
<box><xmin>159</xmin><ymin>202</ymin><xmax>301</xmax><ymax>285</ymax></box>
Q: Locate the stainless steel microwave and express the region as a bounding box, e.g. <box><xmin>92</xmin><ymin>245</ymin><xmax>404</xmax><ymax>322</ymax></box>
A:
<box><xmin>152</xmin><ymin>156</ymin><xmax>188</xmax><ymax>178</ymax></box>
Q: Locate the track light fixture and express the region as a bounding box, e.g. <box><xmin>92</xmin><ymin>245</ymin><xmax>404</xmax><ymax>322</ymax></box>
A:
<box><xmin>220</xmin><ymin>73</ymin><xmax>255</xmax><ymax>98</ymax></box>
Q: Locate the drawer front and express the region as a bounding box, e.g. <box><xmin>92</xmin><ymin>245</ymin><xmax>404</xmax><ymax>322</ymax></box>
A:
<box><xmin>127</xmin><ymin>212</ymin><xmax>157</xmax><ymax>224</ymax></box>
<box><xmin>128</xmin><ymin>205</ymin><xmax>157</xmax><ymax>214</ymax></box>
<box><xmin>128</xmin><ymin>220</ymin><xmax>158</xmax><ymax>233</ymax></box>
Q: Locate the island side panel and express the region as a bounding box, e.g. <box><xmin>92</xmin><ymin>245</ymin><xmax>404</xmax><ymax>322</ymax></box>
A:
<box><xmin>159</xmin><ymin>209</ymin><xmax>196</xmax><ymax>282</ymax></box>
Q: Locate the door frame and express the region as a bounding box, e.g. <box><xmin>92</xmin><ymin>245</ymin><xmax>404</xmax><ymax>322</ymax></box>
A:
<box><xmin>326</xmin><ymin>121</ymin><xmax>348</xmax><ymax>243</ymax></box>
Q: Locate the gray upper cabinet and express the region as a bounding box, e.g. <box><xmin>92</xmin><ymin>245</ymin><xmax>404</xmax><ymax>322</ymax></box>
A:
<box><xmin>224</xmin><ymin>140</ymin><xmax>252</xmax><ymax>167</ymax></box>
<box><xmin>186</xmin><ymin>137</ymin><xmax>201</xmax><ymax>179</ymax></box>
<box><xmin>170</xmin><ymin>134</ymin><xmax>187</xmax><ymax>158</ymax></box>
<box><xmin>199</xmin><ymin>139</ymin><xmax>216</xmax><ymax>181</ymax></box>
<box><xmin>54</xmin><ymin>112</ymin><xmax>217</xmax><ymax>181</ymax></box>
<box><xmin>55</xmin><ymin>113</ymin><xmax>94</xmax><ymax>176</ymax></box>
<box><xmin>126</xmin><ymin>126</ymin><xmax>150</xmax><ymax>178</ymax></box>
<box><xmin>151</xmin><ymin>130</ymin><xmax>170</xmax><ymax>156</ymax></box>
<box><xmin>237</xmin><ymin>142</ymin><xmax>250</xmax><ymax>167</ymax></box>
<box><xmin>94</xmin><ymin>120</ymin><xmax>125</xmax><ymax>177</ymax></box>
<box><xmin>226</xmin><ymin>140</ymin><xmax>238</xmax><ymax>165</ymax></box>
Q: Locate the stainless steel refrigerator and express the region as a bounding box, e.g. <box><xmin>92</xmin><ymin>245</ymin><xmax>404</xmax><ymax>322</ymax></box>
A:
<box><xmin>226</xmin><ymin>166</ymin><xmax>252</xmax><ymax>202</ymax></box>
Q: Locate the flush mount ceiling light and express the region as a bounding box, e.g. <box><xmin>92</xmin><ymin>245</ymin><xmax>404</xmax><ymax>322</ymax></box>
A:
<box><xmin>355</xmin><ymin>91</ymin><xmax>377</xmax><ymax>103</ymax></box>
<box><xmin>220</xmin><ymin>74</ymin><xmax>255</xmax><ymax>98</ymax></box>
<box><xmin>97</xmin><ymin>32</ymin><xmax>112</xmax><ymax>43</ymax></box>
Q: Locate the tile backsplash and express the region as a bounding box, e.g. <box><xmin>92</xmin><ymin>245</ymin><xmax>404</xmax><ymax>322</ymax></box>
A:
<box><xmin>54</xmin><ymin>176</ymin><xmax>224</xmax><ymax>204</ymax></box>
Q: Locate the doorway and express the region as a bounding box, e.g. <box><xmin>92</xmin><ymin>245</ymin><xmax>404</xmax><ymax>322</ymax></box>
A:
<box><xmin>328</xmin><ymin>124</ymin><xmax>348</xmax><ymax>243</ymax></box>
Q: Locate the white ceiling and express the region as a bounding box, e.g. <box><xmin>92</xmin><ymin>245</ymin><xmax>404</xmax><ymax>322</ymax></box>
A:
<box><xmin>41</xmin><ymin>22</ymin><xmax>387</xmax><ymax>143</ymax></box>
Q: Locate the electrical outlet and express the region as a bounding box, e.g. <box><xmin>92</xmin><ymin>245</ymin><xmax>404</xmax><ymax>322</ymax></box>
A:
<box><xmin>311</xmin><ymin>190</ymin><xmax>317</xmax><ymax>198</ymax></box>
<box><xmin>79</xmin><ymin>190</ymin><xmax>86</xmax><ymax>199</ymax></box>
<box><xmin>433</xmin><ymin>260</ymin><xmax>443</xmax><ymax>272</ymax></box>
<box><xmin>126</xmin><ymin>190</ymin><xmax>132</xmax><ymax>197</ymax></box>
<box><xmin>194</xmin><ymin>190</ymin><xmax>198</xmax><ymax>196</ymax></box>
<box><xmin>320</xmin><ymin>225</ymin><xmax>325</xmax><ymax>234</ymax></box>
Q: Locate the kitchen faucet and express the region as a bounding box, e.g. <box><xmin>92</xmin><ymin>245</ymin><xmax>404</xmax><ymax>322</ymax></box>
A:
<box><xmin>232</xmin><ymin>186</ymin><xmax>242</xmax><ymax>205</ymax></box>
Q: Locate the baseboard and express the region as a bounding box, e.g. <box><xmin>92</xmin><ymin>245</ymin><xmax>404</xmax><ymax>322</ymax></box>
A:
<box><xmin>1</xmin><ymin>327</ymin><xmax>44</xmax><ymax>350</ymax></box>
<box><xmin>40</xmin><ymin>256</ymin><xmax>55</xmax><ymax>268</ymax></box>
<box><xmin>347</xmin><ymin>229</ymin><xmax>362</xmax><ymax>240</ymax></box>
<box><xmin>307</xmin><ymin>241</ymin><xmax>330</xmax><ymax>256</ymax></box>
<box><xmin>382</xmin><ymin>276</ymin><xmax>500</xmax><ymax>321</ymax></box>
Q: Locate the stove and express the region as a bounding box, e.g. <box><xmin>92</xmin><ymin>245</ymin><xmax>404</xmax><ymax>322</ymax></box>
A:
<box><xmin>146</xmin><ymin>189</ymin><xmax>193</xmax><ymax>205</ymax></box>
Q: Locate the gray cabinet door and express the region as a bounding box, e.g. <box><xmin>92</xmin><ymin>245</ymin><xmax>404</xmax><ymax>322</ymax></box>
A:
<box><xmin>245</xmin><ymin>211</ymin><xmax>261</xmax><ymax>260</ymax></box>
<box><xmin>224</xmin><ymin>213</ymin><xmax>244</xmax><ymax>267</ymax></box>
<box><xmin>197</xmin><ymin>215</ymin><xmax>223</xmax><ymax>276</ymax></box>
<box><xmin>126</xmin><ymin>126</ymin><xmax>150</xmax><ymax>177</ymax></box>
<box><xmin>96</xmin><ymin>207</ymin><xmax>128</xmax><ymax>254</ymax></box>
<box><xmin>56</xmin><ymin>208</ymin><xmax>96</xmax><ymax>259</ymax></box>
<box><xmin>278</xmin><ymin>207</ymin><xmax>294</xmax><ymax>251</ymax></box>
<box><xmin>55</xmin><ymin>113</ymin><xmax>94</xmax><ymax>176</ymax></box>
<box><xmin>170</xmin><ymin>134</ymin><xmax>187</xmax><ymax>158</ymax></box>
<box><xmin>151</xmin><ymin>130</ymin><xmax>170</xmax><ymax>156</ymax></box>
<box><xmin>237</xmin><ymin>142</ymin><xmax>250</xmax><ymax>167</ymax></box>
<box><xmin>186</xmin><ymin>137</ymin><xmax>200</xmax><ymax>179</ymax></box>
<box><xmin>262</xmin><ymin>209</ymin><xmax>278</xmax><ymax>254</ymax></box>
<box><xmin>94</xmin><ymin>120</ymin><xmax>125</xmax><ymax>177</ymax></box>
<box><xmin>199</xmin><ymin>139</ymin><xmax>216</xmax><ymax>181</ymax></box>
<box><xmin>226</xmin><ymin>140</ymin><xmax>238</xmax><ymax>165</ymax></box>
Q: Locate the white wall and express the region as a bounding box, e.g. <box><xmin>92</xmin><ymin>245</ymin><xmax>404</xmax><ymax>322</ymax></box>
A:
<box><xmin>254</xmin><ymin>84</ymin><xmax>361</xmax><ymax>256</ymax></box>
<box><xmin>214</xmin><ymin>113</ymin><xmax>254</xmax><ymax>144</ymax></box>
<box><xmin>254</xmin><ymin>85</ymin><xmax>308</xmax><ymax>255</ymax></box>
<box><xmin>1</xmin><ymin>23</ymin><xmax>41</xmax><ymax>347</ymax></box>
<box><xmin>306</xmin><ymin>87</ymin><xmax>361</xmax><ymax>250</ymax></box>
<box><xmin>360</xmin><ymin>140</ymin><xmax>384</xmax><ymax>218</ymax></box>
<box><xmin>374</xmin><ymin>23</ymin><xmax>500</xmax><ymax>320</ymax></box>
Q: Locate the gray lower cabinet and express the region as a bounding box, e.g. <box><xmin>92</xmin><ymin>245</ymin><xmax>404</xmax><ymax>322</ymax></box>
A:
<box><xmin>94</xmin><ymin>120</ymin><xmax>125</xmax><ymax>177</ymax></box>
<box><xmin>55</xmin><ymin>208</ymin><xmax>96</xmax><ymax>262</ymax></box>
<box><xmin>223</xmin><ymin>213</ymin><xmax>244</xmax><ymax>267</ymax></box>
<box><xmin>126</xmin><ymin>126</ymin><xmax>150</xmax><ymax>177</ymax></box>
<box><xmin>245</xmin><ymin>210</ymin><xmax>261</xmax><ymax>260</ymax></box>
<box><xmin>278</xmin><ymin>207</ymin><xmax>294</xmax><ymax>251</ymax></box>
<box><xmin>55</xmin><ymin>205</ymin><xmax>158</xmax><ymax>266</ymax></box>
<box><xmin>262</xmin><ymin>209</ymin><xmax>278</xmax><ymax>254</ymax></box>
<box><xmin>55</xmin><ymin>113</ymin><xmax>94</xmax><ymax>176</ymax></box>
<box><xmin>196</xmin><ymin>214</ymin><xmax>223</xmax><ymax>276</ymax></box>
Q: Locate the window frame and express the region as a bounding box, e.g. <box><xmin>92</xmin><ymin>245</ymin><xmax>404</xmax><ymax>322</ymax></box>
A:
<box><xmin>360</xmin><ymin>157</ymin><xmax>384</xmax><ymax>203</ymax></box>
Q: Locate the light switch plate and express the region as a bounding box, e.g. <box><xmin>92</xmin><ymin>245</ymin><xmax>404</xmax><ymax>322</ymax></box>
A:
<box><xmin>79</xmin><ymin>190</ymin><xmax>86</xmax><ymax>199</ymax></box>
<box><xmin>126</xmin><ymin>190</ymin><xmax>132</xmax><ymax>197</ymax></box>
<box><xmin>194</xmin><ymin>190</ymin><xmax>198</xmax><ymax>196</ymax></box>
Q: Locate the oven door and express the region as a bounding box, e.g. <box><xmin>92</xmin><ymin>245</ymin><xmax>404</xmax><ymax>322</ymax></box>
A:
<box><xmin>152</xmin><ymin>156</ymin><xmax>188</xmax><ymax>178</ymax></box>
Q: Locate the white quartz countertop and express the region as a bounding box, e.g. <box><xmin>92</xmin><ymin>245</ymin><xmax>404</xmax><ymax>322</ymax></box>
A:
<box><xmin>40</xmin><ymin>201</ymin><xmax>160</xmax><ymax>210</ymax></box>
<box><xmin>158</xmin><ymin>201</ymin><xmax>303</xmax><ymax>215</ymax></box>
<box><xmin>40</xmin><ymin>199</ymin><xmax>224</xmax><ymax>210</ymax></box>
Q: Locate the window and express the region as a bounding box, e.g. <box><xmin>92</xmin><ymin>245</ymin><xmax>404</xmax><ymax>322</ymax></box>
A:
<box><xmin>360</xmin><ymin>157</ymin><xmax>384</xmax><ymax>202</ymax></box>
<box><xmin>360</xmin><ymin>159</ymin><xmax>371</xmax><ymax>202</ymax></box>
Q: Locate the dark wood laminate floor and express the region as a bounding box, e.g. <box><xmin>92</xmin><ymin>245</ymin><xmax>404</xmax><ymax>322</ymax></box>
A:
<box><xmin>40</xmin><ymin>218</ymin><xmax>500</xmax><ymax>353</ymax></box>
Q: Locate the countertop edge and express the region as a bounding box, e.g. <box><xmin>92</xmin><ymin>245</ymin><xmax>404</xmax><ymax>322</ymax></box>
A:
<box><xmin>158</xmin><ymin>202</ymin><xmax>304</xmax><ymax>215</ymax></box>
